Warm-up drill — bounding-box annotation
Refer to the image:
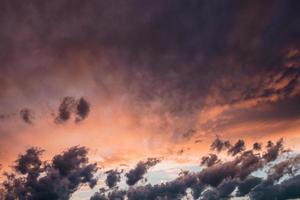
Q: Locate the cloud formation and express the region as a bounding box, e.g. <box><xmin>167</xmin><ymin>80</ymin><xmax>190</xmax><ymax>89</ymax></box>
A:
<box><xmin>105</xmin><ymin>169</ymin><xmax>123</xmax><ymax>189</ymax></box>
<box><xmin>55</xmin><ymin>96</ymin><xmax>90</xmax><ymax>124</ymax></box>
<box><xmin>227</xmin><ymin>139</ymin><xmax>245</xmax><ymax>156</ymax></box>
<box><xmin>200</xmin><ymin>154</ymin><xmax>220</xmax><ymax>167</ymax></box>
<box><xmin>0</xmin><ymin>1</ymin><xmax>300</xmax><ymax>199</ymax></box>
<box><xmin>89</xmin><ymin>138</ymin><xmax>299</xmax><ymax>200</ymax></box>
<box><xmin>1</xmin><ymin>146</ymin><xmax>97</xmax><ymax>199</ymax></box>
<box><xmin>125</xmin><ymin>158</ymin><xmax>160</xmax><ymax>186</ymax></box>
<box><xmin>210</xmin><ymin>137</ymin><xmax>231</xmax><ymax>153</ymax></box>
<box><xmin>1</xmin><ymin>138</ymin><xmax>299</xmax><ymax>200</ymax></box>
<box><xmin>75</xmin><ymin>97</ymin><xmax>90</xmax><ymax>123</ymax></box>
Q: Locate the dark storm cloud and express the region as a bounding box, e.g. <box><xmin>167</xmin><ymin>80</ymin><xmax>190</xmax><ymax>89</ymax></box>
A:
<box><xmin>105</xmin><ymin>169</ymin><xmax>123</xmax><ymax>188</ymax></box>
<box><xmin>253</xmin><ymin>142</ymin><xmax>262</xmax><ymax>151</ymax></box>
<box><xmin>250</xmin><ymin>175</ymin><xmax>300</xmax><ymax>200</ymax></box>
<box><xmin>55</xmin><ymin>96</ymin><xmax>90</xmax><ymax>124</ymax></box>
<box><xmin>126</xmin><ymin>158</ymin><xmax>160</xmax><ymax>186</ymax></box>
<box><xmin>210</xmin><ymin>137</ymin><xmax>231</xmax><ymax>153</ymax></box>
<box><xmin>200</xmin><ymin>176</ymin><xmax>263</xmax><ymax>199</ymax></box>
<box><xmin>1</xmin><ymin>109</ymin><xmax>34</xmax><ymax>124</ymax></box>
<box><xmin>19</xmin><ymin>108</ymin><xmax>34</xmax><ymax>124</ymax></box>
<box><xmin>198</xmin><ymin>151</ymin><xmax>258</xmax><ymax>187</ymax></box>
<box><xmin>0</xmin><ymin>0</ymin><xmax>300</xmax><ymax>132</ymax></box>
<box><xmin>14</xmin><ymin>147</ymin><xmax>44</xmax><ymax>174</ymax></box>
<box><xmin>200</xmin><ymin>154</ymin><xmax>220</xmax><ymax>167</ymax></box>
<box><xmin>91</xmin><ymin>189</ymin><xmax>127</xmax><ymax>200</ymax></box>
<box><xmin>227</xmin><ymin>139</ymin><xmax>245</xmax><ymax>156</ymax></box>
<box><xmin>75</xmin><ymin>97</ymin><xmax>90</xmax><ymax>123</ymax></box>
<box><xmin>1</xmin><ymin>139</ymin><xmax>297</xmax><ymax>200</ymax></box>
<box><xmin>55</xmin><ymin>96</ymin><xmax>76</xmax><ymax>124</ymax></box>
<box><xmin>263</xmin><ymin>138</ymin><xmax>285</xmax><ymax>162</ymax></box>
<box><xmin>236</xmin><ymin>176</ymin><xmax>263</xmax><ymax>197</ymax></box>
<box><xmin>201</xmin><ymin>179</ymin><xmax>238</xmax><ymax>199</ymax></box>
<box><xmin>267</xmin><ymin>154</ymin><xmax>300</xmax><ymax>181</ymax></box>
<box><xmin>1</xmin><ymin>146</ymin><xmax>98</xmax><ymax>199</ymax></box>
<box><xmin>126</xmin><ymin>173</ymin><xmax>202</xmax><ymax>200</ymax></box>
<box><xmin>90</xmin><ymin>139</ymin><xmax>291</xmax><ymax>200</ymax></box>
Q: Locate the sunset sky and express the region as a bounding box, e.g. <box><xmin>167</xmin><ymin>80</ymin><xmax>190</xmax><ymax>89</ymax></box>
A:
<box><xmin>0</xmin><ymin>1</ymin><xmax>300</xmax><ymax>199</ymax></box>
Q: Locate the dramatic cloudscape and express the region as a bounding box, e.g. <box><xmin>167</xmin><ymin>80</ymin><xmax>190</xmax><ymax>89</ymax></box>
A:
<box><xmin>0</xmin><ymin>1</ymin><xmax>300</xmax><ymax>199</ymax></box>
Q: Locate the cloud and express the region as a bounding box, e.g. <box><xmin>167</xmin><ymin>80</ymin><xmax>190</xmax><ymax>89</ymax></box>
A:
<box><xmin>262</xmin><ymin>138</ymin><xmax>285</xmax><ymax>162</ymax></box>
<box><xmin>55</xmin><ymin>96</ymin><xmax>77</xmax><ymax>124</ymax></box>
<box><xmin>267</xmin><ymin>154</ymin><xmax>300</xmax><ymax>181</ymax></box>
<box><xmin>14</xmin><ymin>147</ymin><xmax>44</xmax><ymax>174</ymax></box>
<box><xmin>19</xmin><ymin>108</ymin><xmax>34</xmax><ymax>125</ymax></box>
<box><xmin>1</xmin><ymin>1</ymin><xmax>300</xmax><ymax>134</ymax></box>
<box><xmin>1</xmin><ymin>146</ymin><xmax>97</xmax><ymax>199</ymax></box>
<box><xmin>90</xmin><ymin>138</ymin><xmax>292</xmax><ymax>200</ymax></box>
<box><xmin>236</xmin><ymin>176</ymin><xmax>263</xmax><ymax>197</ymax></box>
<box><xmin>228</xmin><ymin>139</ymin><xmax>245</xmax><ymax>156</ymax></box>
<box><xmin>250</xmin><ymin>175</ymin><xmax>300</xmax><ymax>200</ymax></box>
<box><xmin>75</xmin><ymin>97</ymin><xmax>90</xmax><ymax>123</ymax></box>
<box><xmin>253</xmin><ymin>142</ymin><xmax>262</xmax><ymax>151</ymax></box>
<box><xmin>125</xmin><ymin>158</ymin><xmax>160</xmax><ymax>186</ymax></box>
<box><xmin>55</xmin><ymin>96</ymin><xmax>90</xmax><ymax>124</ymax></box>
<box><xmin>1</xmin><ymin>138</ymin><xmax>298</xmax><ymax>200</ymax></box>
<box><xmin>210</xmin><ymin>137</ymin><xmax>231</xmax><ymax>153</ymax></box>
<box><xmin>0</xmin><ymin>113</ymin><xmax>15</xmax><ymax>121</ymax></box>
<box><xmin>201</xmin><ymin>154</ymin><xmax>220</xmax><ymax>167</ymax></box>
<box><xmin>105</xmin><ymin>169</ymin><xmax>123</xmax><ymax>188</ymax></box>
<box><xmin>0</xmin><ymin>1</ymin><xmax>300</xmax><ymax>199</ymax></box>
<box><xmin>0</xmin><ymin>1</ymin><xmax>300</xmax><ymax>166</ymax></box>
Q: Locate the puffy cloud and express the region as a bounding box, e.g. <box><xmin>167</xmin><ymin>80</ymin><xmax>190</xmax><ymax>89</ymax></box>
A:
<box><xmin>14</xmin><ymin>147</ymin><xmax>44</xmax><ymax>175</ymax></box>
<box><xmin>263</xmin><ymin>138</ymin><xmax>285</xmax><ymax>162</ymax></box>
<box><xmin>201</xmin><ymin>154</ymin><xmax>220</xmax><ymax>167</ymax></box>
<box><xmin>210</xmin><ymin>137</ymin><xmax>231</xmax><ymax>153</ymax></box>
<box><xmin>267</xmin><ymin>154</ymin><xmax>300</xmax><ymax>181</ymax></box>
<box><xmin>55</xmin><ymin>96</ymin><xmax>77</xmax><ymax>124</ymax></box>
<box><xmin>250</xmin><ymin>175</ymin><xmax>300</xmax><ymax>200</ymax></box>
<box><xmin>236</xmin><ymin>176</ymin><xmax>263</xmax><ymax>197</ymax></box>
<box><xmin>228</xmin><ymin>139</ymin><xmax>245</xmax><ymax>156</ymax></box>
<box><xmin>75</xmin><ymin>97</ymin><xmax>90</xmax><ymax>123</ymax></box>
<box><xmin>91</xmin><ymin>139</ymin><xmax>292</xmax><ymax>200</ymax></box>
<box><xmin>126</xmin><ymin>158</ymin><xmax>160</xmax><ymax>186</ymax></box>
<box><xmin>253</xmin><ymin>142</ymin><xmax>262</xmax><ymax>151</ymax></box>
<box><xmin>1</xmin><ymin>138</ymin><xmax>298</xmax><ymax>200</ymax></box>
<box><xmin>55</xmin><ymin>96</ymin><xmax>90</xmax><ymax>124</ymax></box>
<box><xmin>1</xmin><ymin>146</ymin><xmax>97</xmax><ymax>199</ymax></box>
<box><xmin>105</xmin><ymin>169</ymin><xmax>123</xmax><ymax>188</ymax></box>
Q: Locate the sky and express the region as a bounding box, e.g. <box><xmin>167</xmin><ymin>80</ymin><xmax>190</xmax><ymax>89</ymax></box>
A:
<box><xmin>0</xmin><ymin>1</ymin><xmax>300</xmax><ymax>199</ymax></box>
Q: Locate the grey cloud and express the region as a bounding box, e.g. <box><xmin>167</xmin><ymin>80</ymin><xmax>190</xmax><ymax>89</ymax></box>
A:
<box><xmin>55</xmin><ymin>96</ymin><xmax>76</xmax><ymax>124</ymax></box>
<box><xmin>126</xmin><ymin>158</ymin><xmax>160</xmax><ymax>186</ymax></box>
<box><xmin>91</xmin><ymin>139</ymin><xmax>290</xmax><ymax>200</ymax></box>
<box><xmin>263</xmin><ymin>138</ymin><xmax>285</xmax><ymax>162</ymax></box>
<box><xmin>210</xmin><ymin>137</ymin><xmax>231</xmax><ymax>153</ymax></box>
<box><xmin>253</xmin><ymin>142</ymin><xmax>262</xmax><ymax>151</ymax></box>
<box><xmin>105</xmin><ymin>169</ymin><xmax>123</xmax><ymax>189</ymax></box>
<box><xmin>55</xmin><ymin>96</ymin><xmax>90</xmax><ymax>124</ymax></box>
<box><xmin>1</xmin><ymin>146</ymin><xmax>98</xmax><ymax>200</ymax></box>
<box><xmin>201</xmin><ymin>154</ymin><xmax>220</xmax><ymax>167</ymax></box>
<box><xmin>250</xmin><ymin>175</ymin><xmax>300</xmax><ymax>200</ymax></box>
<box><xmin>75</xmin><ymin>97</ymin><xmax>90</xmax><ymax>123</ymax></box>
<box><xmin>227</xmin><ymin>139</ymin><xmax>245</xmax><ymax>156</ymax></box>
